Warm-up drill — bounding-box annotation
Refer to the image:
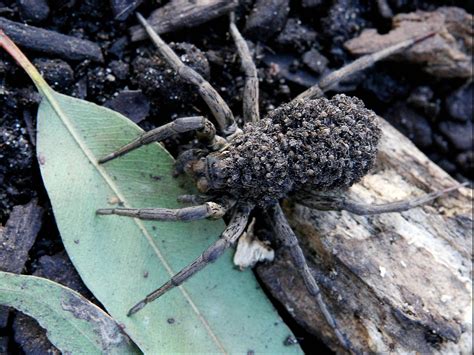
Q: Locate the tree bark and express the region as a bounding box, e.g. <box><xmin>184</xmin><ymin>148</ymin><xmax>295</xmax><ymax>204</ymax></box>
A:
<box><xmin>256</xmin><ymin>118</ymin><xmax>472</xmax><ymax>354</ymax></box>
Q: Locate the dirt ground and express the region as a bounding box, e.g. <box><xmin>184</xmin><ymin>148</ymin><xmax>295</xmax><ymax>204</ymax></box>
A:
<box><xmin>0</xmin><ymin>0</ymin><xmax>472</xmax><ymax>353</ymax></box>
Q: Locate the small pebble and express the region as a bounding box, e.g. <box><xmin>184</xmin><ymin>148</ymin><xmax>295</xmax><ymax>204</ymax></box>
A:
<box><xmin>302</xmin><ymin>48</ymin><xmax>329</xmax><ymax>75</ymax></box>
<box><xmin>385</xmin><ymin>103</ymin><xmax>433</xmax><ymax>149</ymax></box>
<box><xmin>108</xmin><ymin>36</ymin><xmax>129</xmax><ymax>59</ymax></box>
<box><xmin>440</xmin><ymin>295</ymin><xmax>452</xmax><ymax>303</ymax></box>
<box><xmin>445</xmin><ymin>82</ymin><xmax>473</xmax><ymax>122</ymax></box>
<box><xmin>109</xmin><ymin>60</ymin><xmax>130</xmax><ymax>81</ymax></box>
<box><xmin>103</xmin><ymin>90</ymin><xmax>150</xmax><ymax>123</ymax></box>
<box><xmin>433</xmin><ymin>134</ymin><xmax>450</xmax><ymax>154</ymax></box>
<box><xmin>244</xmin><ymin>0</ymin><xmax>290</xmax><ymax>41</ymax></box>
<box><xmin>437</xmin><ymin>159</ymin><xmax>457</xmax><ymax>174</ymax></box>
<box><xmin>284</xmin><ymin>335</ymin><xmax>298</xmax><ymax>346</ymax></box>
<box><xmin>456</xmin><ymin>151</ymin><xmax>473</xmax><ymax>177</ymax></box>
<box><xmin>106</xmin><ymin>74</ymin><xmax>116</xmax><ymax>82</ymax></box>
<box><xmin>17</xmin><ymin>0</ymin><xmax>50</xmax><ymax>23</ymax></box>
<box><xmin>275</xmin><ymin>18</ymin><xmax>317</xmax><ymax>53</ymax></box>
<box><xmin>439</xmin><ymin>120</ymin><xmax>473</xmax><ymax>151</ymax></box>
<box><xmin>407</xmin><ymin>86</ymin><xmax>440</xmax><ymax>118</ymax></box>
<box><xmin>33</xmin><ymin>58</ymin><xmax>74</xmax><ymax>92</ymax></box>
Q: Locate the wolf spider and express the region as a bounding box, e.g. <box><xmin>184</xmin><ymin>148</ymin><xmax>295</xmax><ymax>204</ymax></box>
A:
<box><xmin>97</xmin><ymin>13</ymin><xmax>461</xmax><ymax>353</ymax></box>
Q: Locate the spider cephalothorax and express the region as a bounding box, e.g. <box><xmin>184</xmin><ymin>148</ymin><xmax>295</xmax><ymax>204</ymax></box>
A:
<box><xmin>190</xmin><ymin>95</ymin><xmax>381</xmax><ymax>206</ymax></box>
<box><xmin>96</xmin><ymin>13</ymin><xmax>461</xmax><ymax>354</ymax></box>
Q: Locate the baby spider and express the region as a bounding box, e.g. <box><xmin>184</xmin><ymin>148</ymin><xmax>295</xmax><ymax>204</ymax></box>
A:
<box><xmin>97</xmin><ymin>13</ymin><xmax>462</xmax><ymax>353</ymax></box>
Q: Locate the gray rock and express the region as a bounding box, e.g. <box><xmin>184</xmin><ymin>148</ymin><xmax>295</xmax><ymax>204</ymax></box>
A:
<box><xmin>407</xmin><ymin>86</ymin><xmax>440</xmax><ymax>118</ymax></box>
<box><xmin>17</xmin><ymin>0</ymin><xmax>50</xmax><ymax>23</ymax></box>
<box><xmin>445</xmin><ymin>83</ymin><xmax>473</xmax><ymax>122</ymax></box>
<box><xmin>439</xmin><ymin>120</ymin><xmax>473</xmax><ymax>150</ymax></box>
<box><xmin>104</xmin><ymin>90</ymin><xmax>150</xmax><ymax>123</ymax></box>
<box><xmin>244</xmin><ymin>0</ymin><xmax>290</xmax><ymax>41</ymax></box>
<box><xmin>33</xmin><ymin>58</ymin><xmax>74</xmax><ymax>91</ymax></box>
<box><xmin>385</xmin><ymin>103</ymin><xmax>433</xmax><ymax>149</ymax></box>
<box><xmin>109</xmin><ymin>60</ymin><xmax>130</xmax><ymax>81</ymax></box>
<box><xmin>13</xmin><ymin>313</ymin><xmax>59</xmax><ymax>355</ymax></box>
<box><xmin>456</xmin><ymin>151</ymin><xmax>473</xmax><ymax>176</ymax></box>
<box><xmin>275</xmin><ymin>18</ymin><xmax>317</xmax><ymax>53</ymax></box>
<box><xmin>302</xmin><ymin>48</ymin><xmax>329</xmax><ymax>75</ymax></box>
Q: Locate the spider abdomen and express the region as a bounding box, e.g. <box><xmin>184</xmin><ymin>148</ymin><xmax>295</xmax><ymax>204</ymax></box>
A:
<box><xmin>200</xmin><ymin>94</ymin><xmax>381</xmax><ymax>205</ymax></box>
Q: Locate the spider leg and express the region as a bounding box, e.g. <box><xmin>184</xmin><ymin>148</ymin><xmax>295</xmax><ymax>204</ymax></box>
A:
<box><xmin>127</xmin><ymin>203</ymin><xmax>252</xmax><ymax>316</ymax></box>
<box><xmin>266</xmin><ymin>204</ymin><xmax>352</xmax><ymax>352</ymax></box>
<box><xmin>176</xmin><ymin>194</ymin><xmax>213</xmax><ymax>204</ymax></box>
<box><xmin>229</xmin><ymin>13</ymin><xmax>260</xmax><ymax>123</ymax></box>
<box><xmin>177</xmin><ymin>194</ymin><xmax>236</xmax><ymax>210</ymax></box>
<box><xmin>136</xmin><ymin>13</ymin><xmax>240</xmax><ymax>137</ymax></box>
<box><xmin>295</xmin><ymin>32</ymin><xmax>435</xmax><ymax>101</ymax></box>
<box><xmin>98</xmin><ymin>116</ymin><xmax>219</xmax><ymax>164</ymax></box>
<box><xmin>298</xmin><ymin>183</ymin><xmax>466</xmax><ymax>215</ymax></box>
<box><xmin>96</xmin><ymin>201</ymin><xmax>227</xmax><ymax>221</ymax></box>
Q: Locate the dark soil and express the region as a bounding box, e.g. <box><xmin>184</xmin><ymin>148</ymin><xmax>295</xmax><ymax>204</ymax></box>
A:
<box><xmin>0</xmin><ymin>0</ymin><xmax>472</xmax><ymax>354</ymax></box>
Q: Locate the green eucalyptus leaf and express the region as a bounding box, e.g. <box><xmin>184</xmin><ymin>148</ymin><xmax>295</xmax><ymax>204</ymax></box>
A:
<box><xmin>35</xmin><ymin>89</ymin><xmax>302</xmax><ymax>353</ymax></box>
<box><xmin>0</xmin><ymin>271</ymin><xmax>139</xmax><ymax>354</ymax></box>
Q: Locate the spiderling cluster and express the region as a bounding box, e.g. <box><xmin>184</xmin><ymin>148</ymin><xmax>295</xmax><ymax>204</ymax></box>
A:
<box><xmin>210</xmin><ymin>95</ymin><xmax>381</xmax><ymax>205</ymax></box>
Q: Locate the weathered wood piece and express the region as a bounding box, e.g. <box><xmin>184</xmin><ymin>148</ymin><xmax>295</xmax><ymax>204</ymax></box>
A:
<box><xmin>0</xmin><ymin>198</ymin><xmax>44</xmax><ymax>274</ymax></box>
<box><xmin>344</xmin><ymin>7</ymin><xmax>473</xmax><ymax>78</ymax></box>
<box><xmin>0</xmin><ymin>17</ymin><xmax>103</xmax><ymax>62</ymax></box>
<box><xmin>0</xmin><ymin>199</ymin><xmax>43</xmax><ymax>327</ymax></box>
<box><xmin>129</xmin><ymin>0</ymin><xmax>237</xmax><ymax>42</ymax></box>
<box><xmin>256</xmin><ymin>118</ymin><xmax>472</xmax><ymax>354</ymax></box>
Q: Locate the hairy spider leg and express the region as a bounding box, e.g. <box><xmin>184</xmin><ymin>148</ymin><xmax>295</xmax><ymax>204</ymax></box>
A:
<box><xmin>295</xmin><ymin>32</ymin><xmax>436</xmax><ymax>101</ymax></box>
<box><xmin>96</xmin><ymin>201</ymin><xmax>227</xmax><ymax>221</ymax></box>
<box><xmin>299</xmin><ymin>183</ymin><xmax>467</xmax><ymax>215</ymax></box>
<box><xmin>127</xmin><ymin>204</ymin><xmax>253</xmax><ymax>316</ymax></box>
<box><xmin>98</xmin><ymin>116</ymin><xmax>218</xmax><ymax>164</ymax></box>
<box><xmin>229</xmin><ymin>13</ymin><xmax>260</xmax><ymax>123</ymax></box>
<box><xmin>136</xmin><ymin>12</ymin><xmax>239</xmax><ymax>137</ymax></box>
<box><xmin>176</xmin><ymin>194</ymin><xmax>215</xmax><ymax>205</ymax></box>
<box><xmin>267</xmin><ymin>204</ymin><xmax>353</xmax><ymax>352</ymax></box>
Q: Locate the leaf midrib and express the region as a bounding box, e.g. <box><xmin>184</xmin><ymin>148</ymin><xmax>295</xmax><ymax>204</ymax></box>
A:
<box><xmin>41</xmin><ymin>91</ymin><xmax>226</xmax><ymax>353</ymax></box>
